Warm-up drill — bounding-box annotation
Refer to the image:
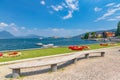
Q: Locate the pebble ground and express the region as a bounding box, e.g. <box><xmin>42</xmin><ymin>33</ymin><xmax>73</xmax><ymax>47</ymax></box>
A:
<box><xmin>0</xmin><ymin>47</ymin><xmax>120</xmax><ymax>80</ymax></box>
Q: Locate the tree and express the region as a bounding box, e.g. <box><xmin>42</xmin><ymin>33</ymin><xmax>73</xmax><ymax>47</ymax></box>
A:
<box><xmin>91</xmin><ymin>32</ymin><xmax>96</xmax><ymax>38</ymax></box>
<box><xmin>103</xmin><ymin>31</ymin><xmax>107</xmax><ymax>38</ymax></box>
<box><xmin>116</xmin><ymin>21</ymin><xmax>120</xmax><ymax>36</ymax></box>
<box><xmin>84</xmin><ymin>33</ymin><xmax>89</xmax><ymax>39</ymax></box>
<box><xmin>102</xmin><ymin>31</ymin><xmax>107</xmax><ymax>42</ymax></box>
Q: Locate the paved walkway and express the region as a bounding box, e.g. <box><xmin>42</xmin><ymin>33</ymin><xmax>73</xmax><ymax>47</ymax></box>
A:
<box><xmin>0</xmin><ymin>47</ymin><xmax>120</xmax><ymax>80</ymax></box>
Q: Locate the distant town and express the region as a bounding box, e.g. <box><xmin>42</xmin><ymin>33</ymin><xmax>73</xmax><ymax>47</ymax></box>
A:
<box><xmin>82</xmin><ymin>21</ymin><xmax>120</xmax><ymax>42</ymax></box>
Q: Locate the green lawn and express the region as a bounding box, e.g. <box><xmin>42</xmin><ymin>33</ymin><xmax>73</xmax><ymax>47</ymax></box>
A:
<box><xmin>0</xmin><ymin>43</ymin><xmax>120</xmax><ymax>62</ymax></box>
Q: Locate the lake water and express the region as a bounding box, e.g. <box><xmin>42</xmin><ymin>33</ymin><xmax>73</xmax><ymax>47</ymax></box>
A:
<box><xmin>0</xmin><ymin>38</ymin><xmax>98</xmax><ymax>51</ymax></box>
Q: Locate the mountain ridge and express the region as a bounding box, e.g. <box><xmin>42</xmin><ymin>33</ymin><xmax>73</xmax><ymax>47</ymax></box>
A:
<box><xmin>0</xmin><ymin>31</ymin><xmax>44</xmax><ymax>39</ymax></box>
<box><xmin>0</xmin><ymin>31</ymin><xmax>15</xmax><ymax>39</ymax></box>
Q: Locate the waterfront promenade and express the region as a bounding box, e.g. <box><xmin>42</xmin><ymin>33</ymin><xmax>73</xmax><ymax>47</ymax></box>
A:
<box><xmin>0</xmin><ymin>46</ymin><xmax>120</xmax><ymax>80</ymax></box>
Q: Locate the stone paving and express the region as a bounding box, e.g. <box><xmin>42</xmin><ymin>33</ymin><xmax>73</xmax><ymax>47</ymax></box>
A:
<box><xmin>0</xmin><ymin>47</ymin><xmax>120</xmax><ymax>80</ymax></box>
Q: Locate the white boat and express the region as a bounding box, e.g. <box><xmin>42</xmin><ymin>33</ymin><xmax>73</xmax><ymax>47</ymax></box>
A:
<box><xmin>39</xmin><ymin>38</ymin><xmax>43</xmax><ymax>40</ymax></box>
<box><xmin>42</xmin><ymin>45</ymin><xmax>49</xmax><ymax>48</ymax></box>
<box><xmin>42</xmin><ymin>43</ymin><xmax>58</xmax><ymax>48</ymax></box>
<box><xmin>47</xmin><ymin>44</ymin><xmax>54</xmax><ymax>47</ymax></box>
<box><xmin>36</xmin><ymin>43</ymin><xmax>43</xmax><ymax>46</ymax></box>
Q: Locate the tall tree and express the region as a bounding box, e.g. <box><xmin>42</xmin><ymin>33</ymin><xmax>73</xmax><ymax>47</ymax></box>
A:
<box><xmin>103</xmin><ymin>31</ymin><xmax>107</xmax><ymax>38</ymax></box>
<box><xmin>84</xmin><ymin>33</ymin><xmax>89</xmax><ymax>39</ymax></box>
<box><xmin>116</xmin><ymin>21</ymin><xmax>120</xmax><ymax>36</ymax></box>
<box><xmin>102</xmin><ymin>31</ymin><xmax>107</xmax><ymax>42</ymax></box>
<box><xmin>91</xmin><ymin>32</ymin><xmax>96</xmax><ymax>38</ymax></box>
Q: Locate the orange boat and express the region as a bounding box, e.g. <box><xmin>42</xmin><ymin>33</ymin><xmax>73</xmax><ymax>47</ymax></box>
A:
<box><xmin>100</xmin><ymin>43</ymin><xmax>108</xmax><ymax>46</ymax></box>
<box><xmin>68</xmin><ymin>45</ymin><xmax>90</xmax><ymax>51</ymax></box>
<box><xmin>0</xmin><ymin>52</ymin><xmax>3</xmax><ymax>57</ymax></box>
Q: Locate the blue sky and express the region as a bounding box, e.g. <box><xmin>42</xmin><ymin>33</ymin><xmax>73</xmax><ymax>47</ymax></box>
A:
<box><xmin>0</xmin><ymin>0</ymin><xmax>120</xmax><ymax>37</ymax></box>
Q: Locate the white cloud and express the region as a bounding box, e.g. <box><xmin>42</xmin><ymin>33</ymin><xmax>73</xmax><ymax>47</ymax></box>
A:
<box><xmin>62</xmin><ymin>0</ymin><xmax>79</xmax><ymax>19</ymax></box>
<box><xmin>51</xmin><ymin>5</ymin><xmax>63</xmax><ymax>11</ymax></box>
<box><xmin>33</xmin><ymin>28</ymin><xmax>37</xmax><ymax>30</ymax></box>
<box><xmin>52</xmin><ymin>28</ymin><xmax>64</xmax><ymax>32</ymax></box>
<box><xmin>48</xmin><ymin>0</ymin><xmax>79</xmax><ymax>19</ymax></box>
<box><xmin>94</xmin><ymin>7</ymin><xmax>102</xmax><ymax>12</ymax></box>
<box><xmin>9</xmin><ymin>23</ymin><xmax>16</xmax><ymax>27</ymax></box>
<box><xmin>0</xmin><ymin>22</ymin><xmax>16</xmax><ymax>27</ymax></box>
<box><xmin>113</xmin><ymin>4</ymin><xmax>120</xmax><ymax>8</ymax></box>
<box><xmin>0</xmin><ymin>22</ymin><xmax>90</xmax><ymax>37</ymax></box>
<box><xmin>107</xmin><ymin>16</ymin><xmax>120</xmax><ymax>21</ymax></box>
<box><xmin>0</xmin><ymin>22</ymin><xmax>8</xmax><ymax>27</ymax></box>
<box><xmin>65</xmin><ymin>0</ymin><xmax>79</xmax><ymax>10</ymax></box>
<box><xmin>115</xmin><ymin>16</ymin><xmax>120</xmax><ymax>19</ymax></box>
<box><xmin>21</xmin><ymin>27</ymin><xmax>26</xmax><ymax>30</ymax></box>
<box><xmin>0</xmin><ymin>22</ymin><xmax>27</xmax><ymax>36</ymax></box>
<box><xmin>52</xmin><ymin>28</ymin><xmax>59</xmax><ymax>32</ymax></box>
<box><xmin>40</xmin><ymin>0</ymin><xmax>45</xmax><ymax>5</ymax></box>
<box><xmin>95</xmin><ymin>4</ymin><xmax>120</xmax><ymax>22</ymax></box>
<box><xmin>61</xmin><ymin>3</ymin><xmax>68</xmax><ymax>8</ymax></box>
<box><xmin>39</xmin><ymin>28</ymin><xmax>87</xmax><ymax>37</ymax></box>
<box><xmin>63</xmin><ymin>11</ymin><xmax>73</xmax><ymax>19</ymax></box>
<box><xmin>11</xmin><ymin>27</ymin><xmax>19</xmax><ymax>31</ymax></box>
<box><xmin>23</xmin><ymin>27</ymin><xmax>89</xmax><ymax>37</ymax></box>
<box><xmin>49</xmin><ymin>11</ymin><xmax>53</xmax><ymax>14</ymax></box>
<box><xmin>106</xmin><ymin>3</ymin><xmax>115</xmax><ymax>7</ymax></box>
<box><xmin>107</xmin><ymin>18</ymin><xmax>117</xmax><ymax>21</ymax></box>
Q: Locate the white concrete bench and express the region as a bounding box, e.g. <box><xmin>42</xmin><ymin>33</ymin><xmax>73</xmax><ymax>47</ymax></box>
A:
<box><xmin>9</xmin><ymin>51</ymin><xmax>105</xmax><ymax>78</ymax></box>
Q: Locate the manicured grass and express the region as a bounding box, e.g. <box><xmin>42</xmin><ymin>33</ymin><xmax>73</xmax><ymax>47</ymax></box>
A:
<box><xmin>0</xmin><ymin>43</ymin><xmax>120</xmax><ymax>62</ymax></box>
<box><xmin>0</xmin><ymin>47</ymin><xmax>73</xmax><ymax>62</ymax></box>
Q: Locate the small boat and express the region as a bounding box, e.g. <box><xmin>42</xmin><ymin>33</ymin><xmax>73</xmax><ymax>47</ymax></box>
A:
<box><xmin>42</xmin><ymin>45</ymin><xmax>49</xmax><ymax>48</ymax></box>
<box><xmin>47</xmin><ymin>44</ymin><xmax>54</xmax><ymax>47</ymax></box>
<box><xmin>36</xmin><ymin>43</ymin><xmax>43</xmax><ymax>46</ymax></box>
<box><xmin>42</xmin><ymin>44</ymin><xmax>54</xmax><ymax>48</ymax></box>
<box><xmin>42</xmin><ymin>43</ymin><xmax>58</xmax><ymax>48</ymax></box>
<box><xmin>39</xmin><ymin>38</ymin><xmax>43</xmax><ymax>40</ymax></box>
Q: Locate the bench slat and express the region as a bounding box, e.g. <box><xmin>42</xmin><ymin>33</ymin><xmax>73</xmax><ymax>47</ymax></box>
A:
<box><xmin>9</xmin><ymin>50</ymin><xmax>105</xmax><ymax>69</ymax></box>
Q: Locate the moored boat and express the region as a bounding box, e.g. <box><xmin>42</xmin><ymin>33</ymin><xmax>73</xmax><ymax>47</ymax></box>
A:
<box><xmin>36</xmin><ymin>43</ymin><xmax>43</xmax><ymax>46</ymax></box>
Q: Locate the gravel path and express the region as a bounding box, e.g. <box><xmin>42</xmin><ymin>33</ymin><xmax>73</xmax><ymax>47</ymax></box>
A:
<box><xmin>0</xmin><ymin>47</ymin><xmax>120</xmax><ymax>80</ymax></box>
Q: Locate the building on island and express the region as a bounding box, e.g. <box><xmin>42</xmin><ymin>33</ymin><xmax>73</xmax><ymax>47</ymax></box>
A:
<box><xmin>88</xmin><ymin>31</ymin><xmax>115</xmax><ymax>39</ymax></box>
<box><xmin>105</xmin><ymin>32</ymin><xmax>115</xmax><ymax>37</ymax></box>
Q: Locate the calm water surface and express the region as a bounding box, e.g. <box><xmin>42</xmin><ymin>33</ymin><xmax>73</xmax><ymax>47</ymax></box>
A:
<box><xmin>0</xmin><ymin>38</ymin><xmax>98</xmax><ymax>51</ymax></box>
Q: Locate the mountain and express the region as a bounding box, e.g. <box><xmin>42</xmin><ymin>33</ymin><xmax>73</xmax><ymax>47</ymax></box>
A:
<box><xmin>0</xmin><ymin>31</ymin><xmax>15</xmax><ymax>39</ymax></box>
<box><xmin>73</xmin><ymin>29</ymin><xmax>117</xmax><ymax>38</ymax></box>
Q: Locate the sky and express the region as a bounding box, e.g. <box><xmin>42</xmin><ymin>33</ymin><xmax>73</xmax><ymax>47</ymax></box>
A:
<box><xmin>0</xmin><ymin>0</ymin><xmax>120</xmax><ymax>37</ymax></box>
